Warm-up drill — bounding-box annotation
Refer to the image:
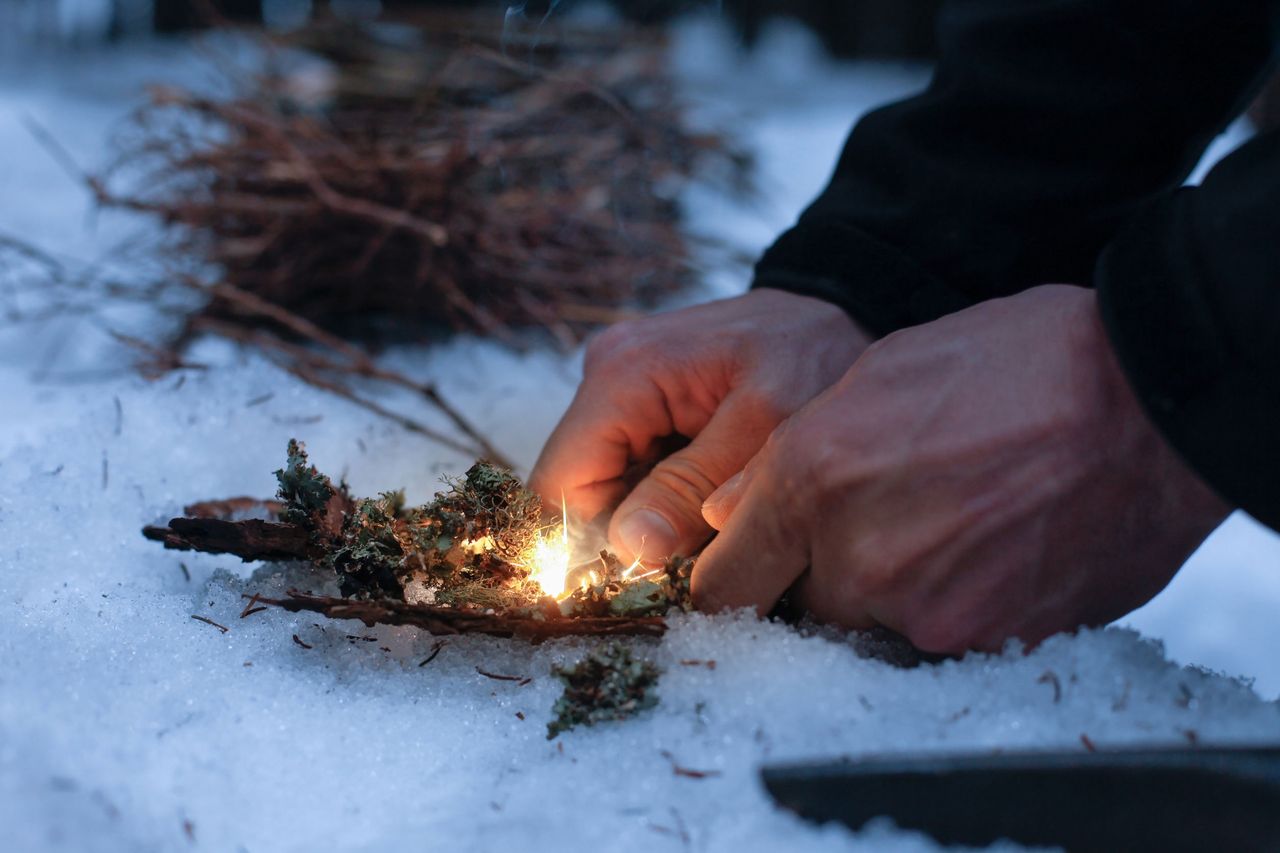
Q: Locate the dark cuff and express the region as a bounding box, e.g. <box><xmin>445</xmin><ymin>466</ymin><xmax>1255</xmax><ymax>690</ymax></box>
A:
<box><xmin>750</xmin><ymin>219</ymin><xmax>972</xmax><ymax>339</ymax></box>
<box><xmin>1095</xmin><ymin>193</ymin><xmax>1280</xmax><ymax>531</ymax></box>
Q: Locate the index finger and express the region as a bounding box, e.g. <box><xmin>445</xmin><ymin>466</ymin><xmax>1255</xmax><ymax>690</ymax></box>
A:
<box><xmin>690</xmin><ymin>449</ymin><xmax>810</xmax><ymax>616</ymax></box>
<box><xmin>529</xmin><ymin>371</ymin><xmax>677</xmax><ymax>521</ymax></box>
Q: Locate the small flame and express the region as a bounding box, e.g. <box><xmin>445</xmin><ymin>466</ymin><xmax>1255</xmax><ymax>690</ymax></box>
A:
<box><xmin>526</xmin><ymin>529</ymin><xmax>570</xmax><ymax>598</ymax></box>
<box><xmin>523</xmin><ymin>493</ymin><xmax>572</xmax><ymax>599</ymax></box>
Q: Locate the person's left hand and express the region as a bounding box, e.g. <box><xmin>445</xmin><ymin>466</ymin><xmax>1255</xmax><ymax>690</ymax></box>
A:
<box><xmin>693</xmin><ymin>285</ymin><xmax>1230</xmax><ymax>653</ymax></box>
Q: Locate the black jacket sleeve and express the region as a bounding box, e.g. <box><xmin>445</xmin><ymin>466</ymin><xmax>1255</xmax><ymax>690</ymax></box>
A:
<box><xmin>1096</xmin><ymin>131</ymin><xmax>1280</xmax><ymax>530</ymax></box>
<box><xmin>752</xmin><ymin>0</ymin><xmax>1280</xmax><ymax>529</ymax></box>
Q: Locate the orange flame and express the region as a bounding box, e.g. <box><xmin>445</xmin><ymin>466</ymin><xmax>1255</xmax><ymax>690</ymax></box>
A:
<box><xmin>523</xmin><ymin>493</ymin><xmax>572</xmax><ymax>599</ymax></box>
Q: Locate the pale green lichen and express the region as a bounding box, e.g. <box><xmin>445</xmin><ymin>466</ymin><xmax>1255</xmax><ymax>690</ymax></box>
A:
<box><xmin>274</xmin><ymin>441</ymin><xmax>545</xmax><ymax>605</ymax></box>
<box><xmin>547</xmin><ymin>642</ymin><xmax>661</xmax><ymax>739</ymax></box>
<box><xmin>274</xmin><ymin>439</ymin><xmax>334</xmax><ymax>525</ymax></box>
<box><xmin>269</xmin><ymin>440</ymin><xmax>694</xmax><ymax>617</ymax></box>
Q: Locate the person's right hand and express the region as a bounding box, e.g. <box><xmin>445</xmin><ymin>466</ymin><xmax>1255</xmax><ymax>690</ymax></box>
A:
<box><xmin>530</xmin><ymin>288</ymin><xmax>870</xmax><ymax>562</ymax></box>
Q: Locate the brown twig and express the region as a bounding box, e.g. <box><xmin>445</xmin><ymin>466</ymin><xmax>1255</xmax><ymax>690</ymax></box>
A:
<box><xmin>418</xmin><ymin>640</ymin><xmax>447</xmax><ymax>667</ymax></box>
<box><xmin>476</xmin><ymin>667</ymin><xmax>527</xmax><ymax>683</ymax></box>
<box><xmin>239</xmin><ymin>594</ymin><xmax>268</xmax><ymax>619</ymax></box>
<box><xmin>255</xmin><ymin>589</ymin><xmax>667</xmax><ymax>643</ymax></box>
<box><xmin>191</xmin><ymin>614</ymin><xmax>230</xmax><ymax>634</ymax></box>
<box><xmin>660</xmin><ymin>750</ymin><xmax>721</xmax><ymax>779</ymax></box>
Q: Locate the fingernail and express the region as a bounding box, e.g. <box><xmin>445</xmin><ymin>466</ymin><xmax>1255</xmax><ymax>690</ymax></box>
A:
<box><xmin>703</xmin><ymin>470</ymin><xmax>745</xmax><ymax>514</ymax></box>
<box><xmin>616</xmin><ymin>508</ymin><xmax>677</xmax><ymax>560</ymax></box>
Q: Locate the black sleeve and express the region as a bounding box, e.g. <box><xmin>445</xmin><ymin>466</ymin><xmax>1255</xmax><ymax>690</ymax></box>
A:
<box><xmin>1096</xmin><ymin>130</ymin><xmax>1280</xmax><ymax>530</ymax></box>
<box><xmin>752</xmin><ymin>0</ymin><xmax>1280</xmax><ymax>529</ymax></box>
<box><xmin>753</xmin><ymin>0</ymin><xmax>1278</xmax><ymax>335</ymax></box>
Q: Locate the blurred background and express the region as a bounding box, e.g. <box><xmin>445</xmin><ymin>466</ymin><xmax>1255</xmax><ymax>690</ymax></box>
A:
<box><xmin>1</xmin><ymin>0</ymin><xmax>943</xmax><ymax>57</ymax></box>
<box><xmin>5</xmin><ymin>0</ymin><xmax>1275</xmax><ymax>120</ymax></box>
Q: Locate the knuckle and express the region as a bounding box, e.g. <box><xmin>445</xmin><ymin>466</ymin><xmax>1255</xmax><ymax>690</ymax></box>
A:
<box><xmin>731</xmin><ymin>385</ymin><xmax>794</xmax><ymax>427</ymax></box>
<box><xmin>784</xmin><ymin>427</ymin><xmax>843</xmax><ymax>498</ymax></box>
<box><xmin>849</xmin><ymin>332</ymin><xmax>908</xmax><ymax>379</ymax></box>
<box><xmin>649</xmin><ymin>455</ymin><xmax>720</xmax><ymax>513</ymax></box>
<box><xmin>584</xmin><ymin>320</ymin><xmax>648</xmax><ymax>370</ymax></box>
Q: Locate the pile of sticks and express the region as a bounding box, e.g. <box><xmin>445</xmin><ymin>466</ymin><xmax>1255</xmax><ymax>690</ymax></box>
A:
<box><xmin>101</xmin><ymin>13</ymin><xmax>749</xmax><ymax>347</ymax></box>
<box><xmin>6</xmin><ymin>13</ymin><xmax>748</xmax><ymax>461</ymax></box>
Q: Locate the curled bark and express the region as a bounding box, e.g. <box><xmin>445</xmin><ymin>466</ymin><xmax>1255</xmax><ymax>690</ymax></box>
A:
<box><xmin>143</xmin><ymin>517</ymin><xmax>312</xmax><ymax>562</ymax></box>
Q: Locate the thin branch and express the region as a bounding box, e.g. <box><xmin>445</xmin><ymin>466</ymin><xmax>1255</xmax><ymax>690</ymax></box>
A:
<box><xmin>256</xmin><ymin>589</ymin><xmax>668</xmax><ymax>643</ymax></box>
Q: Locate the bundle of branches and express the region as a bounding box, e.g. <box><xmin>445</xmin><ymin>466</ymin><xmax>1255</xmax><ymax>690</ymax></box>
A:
<box><xmin>4</xmin><ymin>13</ymin><xmax>748</xmax><ymax>463</ymax></box>
<box><xmin>100</xmin><ymin>13</ymin><xmax>750</xmax><ymax>346</ymax></box>
<box><xmin>144</xmin><ymin>440</ymin><xmax>693</xmax><ymax>641</ymax></box>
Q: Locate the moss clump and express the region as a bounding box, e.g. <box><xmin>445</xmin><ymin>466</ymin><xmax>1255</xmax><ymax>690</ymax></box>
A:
<box><xmin>273</xmin><ymin>440</ymin><xmax>545</xmax><ymax>605</ymax></box>
<box><xmin>547</xmin><ymin>642</ymin><xmax>661</xmax><ymax>739</ymax></box>
<box><xmin>274</xmin><ymin>439</ymin><xmax>336</xmax><ymax>525</ymax></box>
<box><xmin>263</xmin><ymin>440</ymin><xmax>695</xmax><ymax>620</ymax></box>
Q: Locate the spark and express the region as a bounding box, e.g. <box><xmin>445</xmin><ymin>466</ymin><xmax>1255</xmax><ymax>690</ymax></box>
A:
<box><xmin>522</xmin><ymin>492</ymin><xmax>572</xmax><ymax>599</ymax></box>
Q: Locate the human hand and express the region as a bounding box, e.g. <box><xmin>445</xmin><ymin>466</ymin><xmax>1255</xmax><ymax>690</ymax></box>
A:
<box><xmin>530</xmin><ymin>289</ymin><xmax>870</xmax><ymax>561</ymax></box>
<box><xmin>695</xmin><ymin>285</ymin><xmax>1230</xmax><ymax>653</ymax></box>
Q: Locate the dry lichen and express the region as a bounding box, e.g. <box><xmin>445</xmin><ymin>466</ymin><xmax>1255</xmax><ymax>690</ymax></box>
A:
<box><xmin>268</xmin><ymin>440</ymin><xmax>692</xmax><ymax>619</ymax></box>
<box><xmin>275</xmin><ymin>440</ymin><xmax>545</xmax><ymax>608</ymax></box>
<box><xmin>547</xmin><ymin>642</ymin><xmax>661</xmax><ymax>739</ymax></box>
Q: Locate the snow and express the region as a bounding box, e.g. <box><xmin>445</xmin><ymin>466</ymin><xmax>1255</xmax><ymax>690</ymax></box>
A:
<box><xmin>2</xmin><ymin>14</ymin><xmax>1280</xmax><ymax>853</ymax></box>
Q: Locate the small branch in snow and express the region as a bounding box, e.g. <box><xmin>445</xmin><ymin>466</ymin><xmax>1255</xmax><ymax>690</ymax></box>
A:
<box><xmin>476</xmin><ymin>667</ymin><xmax>529</xmax><ymax>683</ymax></box>
<box><xmin>191</xmin><ymin>615</ymin><xmax>229</xmax><ymax>634</ymax></box>
<box><xmin>239</xmin><ymin>594</ymin><xmax>267</xmax><ymax>619</ymax></box>
<box><xmin>1037</xmin><ymin>670</ymin><xmax>1062</xmax><ymax>704</ymax></box>
<box><xmin>418</xmin><ymin>640</ymin><xmax>447</xmax><ymax>667</ymax></box>
<box><xmin>660</xmin><ymin>750</ymin><xmax>721</xmax><ymax>780</ymax></box>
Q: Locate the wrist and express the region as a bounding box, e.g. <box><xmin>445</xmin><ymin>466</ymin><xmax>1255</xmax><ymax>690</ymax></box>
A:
<box><xmin>1083</xmin><ymin>289</ymin><xmax>1232</xmax><ymax>528</ymax></box>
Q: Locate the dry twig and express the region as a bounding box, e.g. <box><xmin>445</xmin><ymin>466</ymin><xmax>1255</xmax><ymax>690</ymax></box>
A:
<box><xmin>255</xmin><ymin>589</ymin><xmax>667</xmax><ymax>643</ymax></box>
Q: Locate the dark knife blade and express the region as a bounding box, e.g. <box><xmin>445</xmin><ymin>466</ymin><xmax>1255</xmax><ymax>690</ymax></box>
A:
<box><xmin>762</xmin><ymin>745</ymin><xmax>1280</xmax><ymax>852</ymax></box>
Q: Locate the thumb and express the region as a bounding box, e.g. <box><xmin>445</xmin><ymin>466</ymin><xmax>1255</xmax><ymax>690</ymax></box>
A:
<box><xmin>607</xmin><ymin>395</ymin><xmax>772</xmax><ymax>562</ymax></box>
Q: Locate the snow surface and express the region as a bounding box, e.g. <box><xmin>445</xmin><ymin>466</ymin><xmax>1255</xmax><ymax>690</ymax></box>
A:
<box><xmin>2</xmin><ymin>15</ymin><xmax>1280</xmax><ymax>853</ymax></box>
